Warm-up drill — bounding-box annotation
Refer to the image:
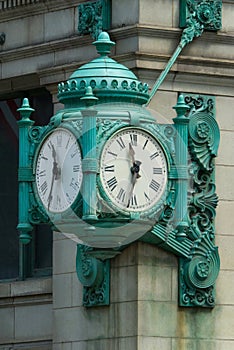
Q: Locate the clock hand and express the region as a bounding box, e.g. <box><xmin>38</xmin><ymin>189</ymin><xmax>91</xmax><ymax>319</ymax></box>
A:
<box><xmin>127</xmin><ymin>172</ymin><xmax>138</xmax><ymax>208</ymax></box>
<box><xmin>48</xmin><ymin>145</ymin><xmax>59</xmax><ymax>210</ymax></box>
<box><xmin>129</xmin><ymin>143</ymin><xmax>141</xmax><ymax>179</ymax></box>
<box><xmin>129</xmin><ymin>143</ymin><xmax>135</xmax><ymax>164</ymax></box>
<box><xmin>127</xmin><ymin>160</ymin><xmax>142</xmax><ymax>208</ymax></box>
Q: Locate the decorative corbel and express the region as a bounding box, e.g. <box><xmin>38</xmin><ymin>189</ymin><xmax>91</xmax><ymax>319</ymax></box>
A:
<box><xmin>78</xmin><ymin>0</ymin><xmax>111</xmax><ymax>39</ymax></box>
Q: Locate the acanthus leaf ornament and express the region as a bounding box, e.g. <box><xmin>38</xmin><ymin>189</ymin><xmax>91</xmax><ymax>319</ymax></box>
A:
<box><xmin>180</xmin><ymin>0</ymin><xmax>222</xmax><ymax>31</ymax></box>
<box><xmin>178</xmin><ymin>94</ymin><xmax>220</xmax><ymax>307</ymax></box>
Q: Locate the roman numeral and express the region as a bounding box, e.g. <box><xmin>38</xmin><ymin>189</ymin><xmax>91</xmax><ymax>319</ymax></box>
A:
<box><xmin>116</xmin><ymin>188</ymin><xmax>126</xmax><ymax>202</ymax></box>
<box><xmin>150</xmin><ymin>151</ymin><xmax>159</xmax><ymax>160</ymax></box>
<box><xmin>57</xmin><ymin>195</ymin><xmax>61</xmax><ymax>205</ymax></box>
<box><xmin>153</xmin><ymin>167</ymin><xmax>162</xmax><ymax>175</ymax></box>
<box><xmin>127</xmin><ymin>194</ymin><xmax>138</xmax><ymax>207</ymax></box>
<box><xmin>41</xmin><ymin>155</ymin><xmax>48</xmax><ymax>161</ymax></box>
<box><xmin>57</xmin><ymin>133</ymin><xmax>62</xmax><ymax>147</ymax></box>
<box><xmin>40</xmin><ymin>181</ymin><xmax>48</xmax><ymax>195</ymax></box>
<box><xmin>38</xmin><ymin>170</ymin><xmax>46</xmax><ymax>177</ymax></box>
<box><xmin>144</xmin><ymin>192</ymin><xmax>150</xmax><ymax>201</ymax></box>
<box><xmin>47</xmin><ymin>141</ymin><xmax>53</xmax><ymax>150</ymax></box>
<box><xmin>71</xmin><ymin>148</ymin><xmax>78</xmax><ymax>158</ymax></box>
<box><xmin>107</xmin><ymin>151</ymin><xmax>117</xmax><ymax>158</ymax></box>
<box><xmin>70</xmin><ymin>177</ymin><xmax>78</xmax><ymax>191</ymax></box>
<box><xmin>66</xmin><ymin>136</ymin><xmax>71</xmax><ymax>149</ymax></box>
<box><xmin>107</xmin><ymin>176</ymin><xmax>118</xmax><ymax>191</ymax></box>
<box><xmin>116</xmin><ymin>137</ymin><xmax>125</xmax><ymax>149</ymax></box>
<box><xmin>66</xmin><ymin>192</ymin><xmax>72</xmax><ymax>203</ymax></box>
<box><xmin>143</xmin><ymin>139</ymin><xmax>149</xmax><ymax>150</ymax></box>
<box><xmin>130</xmin><ymin>134</ymin><xmax>137</xmax><ymax>146</ymax></box>
<box><xmin>149</xmin><ymin>179</ymin><xmax>160</xmax><ymax>192</ymax></box>
<box><xmin>73</xmin><ymin>165</ymin><xmax>80</xmax><ymax>172</ymax></box>
<box><xmin>104</xmin><ymin>165</ymin><xmax>115</xmax><ymax>172</ymax></box>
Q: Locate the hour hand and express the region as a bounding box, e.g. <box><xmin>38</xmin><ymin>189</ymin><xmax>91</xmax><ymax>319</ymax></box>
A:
<box><xmin>129</xmin><ymin>143</ymin><xmax>135</xmax><ymax>163</ymax></box>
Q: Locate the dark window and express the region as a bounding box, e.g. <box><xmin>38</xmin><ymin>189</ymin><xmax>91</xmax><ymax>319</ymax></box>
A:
<box><xmin>0</xmin><ymin>89</ymin><xmax>53</xmax><ymax>280</ymax></box>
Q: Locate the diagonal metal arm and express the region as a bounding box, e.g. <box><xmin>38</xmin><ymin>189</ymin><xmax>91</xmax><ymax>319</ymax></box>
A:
<box><xmin>145</xmin><ymin>16</ymin><xmax>204</xmax><ymax>106</ymax></box>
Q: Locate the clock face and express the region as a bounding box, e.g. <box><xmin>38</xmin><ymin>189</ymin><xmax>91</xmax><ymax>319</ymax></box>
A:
<box><xmin>100</xmin><ymin>128</ymin><xmax>168</xmax><ymax>213</ymax></box>
<box><xmin>35</xmin><ymin>128</ymin><xmax>82</xmax><ymax>213</ymax></box>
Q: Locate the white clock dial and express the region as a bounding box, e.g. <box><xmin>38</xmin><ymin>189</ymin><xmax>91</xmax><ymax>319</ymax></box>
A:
<box><xmin>100</xmin><ymin>128</ymin><xmax>168</xmax><ymax>212</ymax></box>
<box><xmin>35</xmin><ymin>128</ymin><xmax>82</xmax><ymax>213</ymax></box>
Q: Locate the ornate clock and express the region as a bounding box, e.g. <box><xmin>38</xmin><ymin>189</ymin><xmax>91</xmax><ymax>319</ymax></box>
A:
<box><xmin>99</xmin><ymin>127</ymin><xmax>168</xmax><ymax>214</ymax></box>
<box><xmin>17</xmin><ymin>31</ymin><xmax>220</xmax><ymax>308</ymax></box>
<box><xmin>35</xmin><ymin>127</ymin><xmax>83</xmax><ymax>214</ymax></box>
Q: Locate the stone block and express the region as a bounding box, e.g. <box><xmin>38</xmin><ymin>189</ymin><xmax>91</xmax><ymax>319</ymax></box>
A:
<box><xmin>139</xmin><ymin>0</ymin><xmax>174</xmax><ymax>27</ymax></box>
<box><xmin>71</xmin><ymin>272</ymin><xmax>83</xmax><ymax>308</ymax></box>
<box><xmin>2</xmin><ymin>53</ymin><xmax>55</xmax><ymax>79</ymax></box>
<box><xmin>216</xmin><ymin>270</ymin><xmax>234</xmax><ymax>305</ymax></box>
<box><xmin>175</xmin><ymin>305</ymin><xmax>234</xmax><ymax>340</ymax></box>
<box><xmin>11</xmin><ymin>277</ymin><xmax>52</xmax><ymax>297</ymax></box>
<box><xmin>138</xmin><ymin>336</ymin><xmax>171</xmax><ymax>350</ymax></box>
<box><xmin>15</xmin><ymin>304</ymin><xmax>52</xmax><ymax>342</ymax></box>
<box><xmin>70</xmin><ymin>337</ymin><xmax>137</xmax><ymax>350</ymax></box>
<box><xmin>138</xmin><ymin>300</ymin><xmax>177</xmax><ymax>337</ymax></box>
<box><xmin>111</xmin><ymin>242</ymin><xmax>139</xmax><ymax>268</ymax></box>
<box><xmin>216</xmin><ymin>96</ymin><xmax>234</xmax><ymax>131</ymax></box>
<box><xmin>0</xmin><ymin>307</ymin><xmax>14</xmax><ymax>342</ymax></box>
<box><xmin>216</xmin><ymin>166</ymin><xmax>234</xmax><ymax>201</ymax></box>
<box><xmin>214</xmin><ymin>306</ymin><xmax>234</xmax><ymax>340</ymax></box>
<box><xmin>53</xmin><ymin>273</ymin><xmax>72</xmax><ymax>309</ymax></box>
<box><xmin>217</xmin><ymin>131</ymin><xmax>234</xmax><ymax>166</ymax></box>
<box><xmin>138</xmin><ymin>265</ymin><xmax>172</xmax><ymax>301</ymax></box>
<box><xmin>222</xmin><ymin>3</ymin><xmax>234</xmax><ymax>32</ymax></box>
<box><xmin>111</xmin><ymin>265</ymin><xmax>138</xmax><ymax>302</ymax></box>
<box><xmin>0</xmin><ymin>282</ymin><xmax>10</xmax><ymax>298</ymax></box>
<box><xmin>53</xmin><ymin>237</ymin><xmax>77</xmax><ymax>275</ymax></box>
<box><xmin>171</xmin><ymin>267</ymin><xmax>178</xmax><ymax>302</ymax></box>
<box><xmin>53</xmin><ymin>343</ymin><xmax>72</xmax><ymax>350</ymax></box>
<box><xmin>0</xmin><ymin>18</ymin><xmax>30</xmax><ymax>51</ymax></box>
<box><xmin>112</xmin><ymin>0</ymin><xmax>139</xmax><ymax>28</ymax></box>
<box><xmin>115</xmin><ymin>36</ymin><xmax>138</xmax><ymax>56</ymax></box>
<box><xmin>54</xmin><ymin>45</ymin><xmax>96</xmax><ymax>68</ymax></box>
<box><xmin>53</xmin><ymin>301</ymin><xmax>137</xmax><ymax>343</ymax></box>
<box><xmin>137</xmin><ymin>242</ymin><xmax>178</xmax><ymax>267</ymax></box>
<box><xmin>216</xmin><ymin>200</ymin><xmax>234</xmax><ymax>235</ymax></box>
<box><xmin>44</xmin><ymin>9</ymin><xmax>75</xmax><ymax>42</ymax></box>
<box><xmin>215</xmin><ymin>234</ymin><xmax>234</xmax><ymax>271</ymax></box>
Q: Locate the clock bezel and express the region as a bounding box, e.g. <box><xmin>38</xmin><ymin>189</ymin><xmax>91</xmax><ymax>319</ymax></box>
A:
<box><xmin>97</xmin><ymin>125</ymin><xmax>172</xmax><ymax>218</ymax></box>
<box><xmin>33</xmin><ymin>124</ymin><xmax>83</xmax><ymax>217</ymax></box>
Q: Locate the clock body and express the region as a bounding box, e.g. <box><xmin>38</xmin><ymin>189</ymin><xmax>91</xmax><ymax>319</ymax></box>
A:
<box><xmin>35</xmin><ymin>127</ymin><xmax>82</xmax><ymax>214</ymax></box>
<box><xmin>99</xmin><ymin>127</ymin><xmax>168</xmax><ymax>215</ymax></box>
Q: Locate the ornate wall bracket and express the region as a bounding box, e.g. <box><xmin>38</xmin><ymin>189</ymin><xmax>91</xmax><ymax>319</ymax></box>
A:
<box><xmin>179</xmin><ymin>93</ymin><xmax>220</xmax><ymax>307</ymax></box>
<box><xmin>78</xmin><ymin>0</ymin><xmax>111</xmax><ymax>39</ymax></box>
<box><xmin>76</xmin><ymin>245</ymin><xmax>110</xmax><ymax>307</ymax></box>
<box><xmin>180</xmin><ymin>0</ymin><xmax>222</xmax><ymax>31</ymax></box>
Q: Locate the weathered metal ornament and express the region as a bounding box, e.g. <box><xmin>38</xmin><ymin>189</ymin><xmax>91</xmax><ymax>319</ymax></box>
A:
<box><xmin>180</xmin><ymin>0</ymin><xmax>222</xmax><ymax>31</ymax></box>
<box><xmin>78</xmin><ymin>0</ymin><xmax>111</xmax><ymax>39</ymax></box>
<box><xmin>17</xmin><ymin>31</ymin><xmax>220</xmax><ymax>307</ymax></box>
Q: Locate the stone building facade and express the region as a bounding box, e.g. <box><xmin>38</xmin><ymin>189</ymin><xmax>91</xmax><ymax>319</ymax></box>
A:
<box><xmin>0</xmin><ymin>0</ymin><xmax>233</xmax><ymax>349</ymax></box>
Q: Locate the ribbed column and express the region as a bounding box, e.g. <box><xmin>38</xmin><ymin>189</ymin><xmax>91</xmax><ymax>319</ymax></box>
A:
<box><xmin>81</xmin><ymin>87</ymin><xmax>98</xmax><ymax>221</ymax></box>
<box><xmin>173</xmin><ymin>94</ymin><xmax>190</xmax><ymax>241</ymax></box>
<box><xmin>17</xmin><ymin>98</ymin><xmax>35</xmax><ymax>279</ymax></box>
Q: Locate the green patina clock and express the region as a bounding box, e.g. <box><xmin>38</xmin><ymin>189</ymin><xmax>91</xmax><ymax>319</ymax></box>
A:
<box><xmin>99</xmin><ymin>127</ymin><xmax>168</xmax><ymax>214</ymax></box>
<box><xmin>35</xmin><ymin>127</ymin><xmax>83</xmax><ymax>214</ymax></box>
<box><xmin>17</xmin><ymin>31</ymin><xmax>220</xmax><ymax>308</ymax></box>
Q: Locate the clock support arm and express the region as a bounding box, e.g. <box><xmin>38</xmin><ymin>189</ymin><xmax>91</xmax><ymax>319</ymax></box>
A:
<box><xmin>17</xmin><ymin>98</ymin><xmax>35</xmax><ymax>279</ymax></box>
